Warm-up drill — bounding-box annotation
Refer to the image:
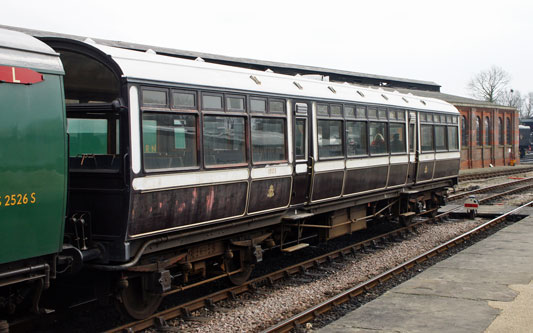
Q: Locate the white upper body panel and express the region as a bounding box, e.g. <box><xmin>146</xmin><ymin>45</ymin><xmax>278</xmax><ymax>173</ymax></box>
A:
<box><xmin>87</xmin><ymin>42</ymin><xmax>459</xmax><ymax>115</ymax></box>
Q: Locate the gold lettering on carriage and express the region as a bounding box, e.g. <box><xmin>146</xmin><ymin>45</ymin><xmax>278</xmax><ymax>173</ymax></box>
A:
<box><xmin>267</xmin><ymin>185</ymin><xmax>275</xmax><ymax>198</ymax></box>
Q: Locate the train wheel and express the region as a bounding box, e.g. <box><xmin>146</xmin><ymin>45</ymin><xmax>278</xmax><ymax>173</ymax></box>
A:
<box><xmin>228</xmin><ymin>263</ymin><xmax>253</xmax><ymax>285</ymax></box>
<box><xmin>225</xmin><ymin>249</ymin><xmax>253</xmax><ymax>285</ymax></box>
<box><xmin>119</xmin><ymin>277</ymin><xmax>162</xmax><ymax>320</ymax></box>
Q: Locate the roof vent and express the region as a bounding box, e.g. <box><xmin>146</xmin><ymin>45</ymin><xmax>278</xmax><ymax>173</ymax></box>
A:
<box><xmin>402</xmin><ymin>97</ymin><xmax>409</xmax><ymax>103</ymax></box>
<box><xmin>195</xmin><ymin>57</ymin><xmax>205</xmax><ymax>62</ymax></box>
<box><xmin>301</xmin><ymin>74</ymin><xmax>329</xmax><ymax>81</ymax></box>
<box><xmin>250</xmin><ymin>75</ymin><xmax>261</xmax><ymax>85</ymax></box>
<box><xmin>328</xmin><ymin>86</ymin><xmax>337</xmax><ymax>94</ymax></box>
<box><xmin>293</xmin><ymin>81</ymin><xmax>303</xmax><ymax>90</ymax></box>
<box><xmin>265</xmin><ymin>68</ymin><xmax>274</xmax><ymax>73</ymax></box>
<box><xmin>357</xmin><ymin>90</ymin><xmax>365</xmax><ymax>97</ymax></box>
<box><xmin>381</xmin><ymin>94</ymin><xmax>389</xmax><ymax>100</ymax></box>
<box><xmin>420</xmin><ymin>100</ymin><xmax>427</xmax><ymax>105</ymax></box>
<box><xmin>83</xmin><ymin>38</ymin><xmax>96</xmax><ymax>45</ymax></box>
<box><xmin>145</xmin><ymin>49</ymin><xmax>157</xmax><ymax>55</ymax></box>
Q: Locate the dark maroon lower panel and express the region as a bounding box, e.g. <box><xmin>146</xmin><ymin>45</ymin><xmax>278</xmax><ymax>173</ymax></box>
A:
<box><xmin>290</xmin><ymin>173</ymin><xmax>309</xmax><ymax>205</ymax></box>
<box><xmin>417</xmin><ymin>161</ymin><xmax>434</xmax><ymax>182</ymax></box>
<box><xmin>248</xmin><ymin>177</ymin><xmax>291</xmax><ymax>213</ymax></box>
<box><xmin>407</xmin><ymin>163</ymin><xmax>416</xmax><ymax>183</ymax></box>
<box><xmin>129</xmin><ymin>182</ymin><xmax>247</xmax><ymax>236</ymax></box>
<box><xmin>312</xmin><ymin>171</ymin><xmax>344</xmax><ymax>201</ymax></box>
<box><xmin>388</xmin><ymin>164</ymin><xmax>408</xmax><ymax>187</ymax></box>
<box><xmin>434</xmin><ymin>159</ymin><xmax>460</xmax><ymax>178</ymax></box>
<box><xmin>344</xmin><ymin>166</ymin><xmax>388</xmax><ymax>194</ymax></box>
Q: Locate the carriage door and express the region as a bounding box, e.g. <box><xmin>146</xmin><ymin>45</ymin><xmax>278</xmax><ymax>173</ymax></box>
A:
<box><xmin>407</xmin><ymin>111</ymin><xmax>418</xmax><ymax>183</ymax></box>
<box><xmin>291</xmin><ymin>101</ymin><xmax>312</xmax><ymax>205</ymax></box>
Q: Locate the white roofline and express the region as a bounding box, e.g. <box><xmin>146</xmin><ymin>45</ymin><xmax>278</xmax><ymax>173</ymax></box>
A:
<box><xmin>89</xmin><ymin>42</ymin><xmax>458</xmax><ymax>115</ymax></box>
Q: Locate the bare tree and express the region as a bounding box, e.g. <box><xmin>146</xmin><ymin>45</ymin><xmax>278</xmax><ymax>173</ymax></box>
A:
<box><xmin>468</xmin><ymin>66</ymin><xmax>511</xmax><ymax>103</ymax></box>
<box><xmin>523</xmin><ymin>92</ymin><xmax>533</xmax><ymax>119</ymax></box>
<box><xmin>500</xmin><ymin>89</ymin><xmax>523</xmax><ymax>110</ymax></box>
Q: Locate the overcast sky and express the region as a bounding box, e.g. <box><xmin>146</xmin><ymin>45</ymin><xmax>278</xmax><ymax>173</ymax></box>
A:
<box><xmin>3</xmin><ymin>0</ymin><xmax>532</xmax><ymax>97</ymax></box>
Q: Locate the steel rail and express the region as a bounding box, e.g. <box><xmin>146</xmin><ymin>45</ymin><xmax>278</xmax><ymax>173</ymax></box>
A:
<box><xmin>458</xmin><ymin>166</ymin><xmax>533</xmax><ymax>181</ymax></box>
<box><xmin>261</xmin><ymin>200</ymin><xmax>533</xmax><ymax>333</ymax></box>
<box><xmin>448</xmin><ymin>176</ymin><xmax>533</xmax><ymax>201</ymax></box>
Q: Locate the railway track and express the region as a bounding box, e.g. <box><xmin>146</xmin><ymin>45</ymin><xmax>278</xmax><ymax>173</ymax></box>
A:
<box><xmin>458</xmin><ymin>166</ymin><xmax>533</xmax><ymax>181</ymax></box>
<box><xmin>262</xmin><ymin>201</ymin><xmax>533</xmax><ymax>333</ymax></box>
<box><xmin>448</xmin><ymin>176</ymin><xmax>533</xmax><ymax>202</ymax></box>
<box><xmin>104</xmin><ymin>180</ymin><xmax>533</xmax><ymax>333</ymax></box>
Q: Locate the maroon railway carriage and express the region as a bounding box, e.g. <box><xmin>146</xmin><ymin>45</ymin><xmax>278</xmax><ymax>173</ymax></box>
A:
<box><xmin>39</xmin><ymin>36</ymin><xmax>460</xmax><ymax>318</ymax></box>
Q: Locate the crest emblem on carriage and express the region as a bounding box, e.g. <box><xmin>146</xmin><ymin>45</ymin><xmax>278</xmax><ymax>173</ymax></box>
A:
<box><xmin>267</xmin><ymin>185</ymin><xmax>275</xmax><ymax>198</ymax></box>
<box><xmin>424</xmin><ymin>165</ymin><xmax>428</xmax><ymax>174</ymax></box>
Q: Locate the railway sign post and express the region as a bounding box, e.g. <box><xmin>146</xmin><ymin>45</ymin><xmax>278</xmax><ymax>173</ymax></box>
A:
<box><xmin>464</xmin><ymin>195</ymin><xmax>479</xmax><ymax>219</ymax></box>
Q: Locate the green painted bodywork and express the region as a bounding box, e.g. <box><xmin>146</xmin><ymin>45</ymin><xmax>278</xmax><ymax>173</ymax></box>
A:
<box><xmin>0</xmin><ymin>73</ymin><xmax>67</xmax><ymax>264</ymax></box>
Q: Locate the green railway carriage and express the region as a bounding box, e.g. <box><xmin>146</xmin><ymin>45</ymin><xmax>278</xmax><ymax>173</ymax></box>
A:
<box><xmin>0</xmin><ymin>28</ymin><xmax>67</xmax><ymax>305</ymax></box>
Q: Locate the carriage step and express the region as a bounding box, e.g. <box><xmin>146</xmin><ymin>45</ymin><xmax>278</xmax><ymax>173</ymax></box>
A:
<box><xmin>281</xmin><ymin>243</ymin><xmax>309</xmax><ymax>252</ymax></box>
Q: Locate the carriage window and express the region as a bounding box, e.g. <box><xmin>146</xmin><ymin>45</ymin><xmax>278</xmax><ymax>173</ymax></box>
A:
<box><xmin>435</xmin><ymin>126</ymin><xmax>447</xmax><ymax>150</ymax></box>
<box><xmin>318</xmin><ymin>120</ymin><xmax>343</xmax><ymax>158</ymax></box>
<box><xmin>203</xmin><ymin>116</ymin><xmax>246</xmax><ymax>165</ymax></box>
<box><xmin>390</xmin><ymin>123</ymin><xmax>406</xmax><ymax>153</ymax></box>
<box><xmin>448</xmin><ymin>126</ymin><xmax>458</xmax><ymax>150</ymax></box>
<box><xmin>344</xmin><ymin>105</ymin><xmax>355</xmax><ymax>119</ymax></box>
<box><xmin>142</xmin><ymin>113</ymin><xmax>197</xmax><ymax>170</ymax></box>
<box><xmin>398</xmin><ymin>111</ymin><xmax>405</xmax><ymax>121</ymax></box>
<box><xmin>68</xmin><ymin>118</ymin><xmax>110</xmax><ymax>157</ymax></box>
<box><xmin>369</xmin><ymin>122</ymin><xmax>387</xmax><ymax>155</ymax></box>
<box><xmin>142</xmin><ymin>89</ymin><xmax>167</xmax><ymax>107</ymax></box>
<box><xmin>295</xmin><ymin>119</ymin><xmax>307</xmax><ymax>160</ymax></box>
<box><xmin>409</xmin><ymin>123</ymin><xmax>415</xmax><ymax>153</ymax></box>
<box><xmin>346</xmin><ymin>121</ymin><xmax>367</xmax><ymax>156</ymax></box>
<box><xmin>356</xmin><ymin>106</ymin><xmax>366</xmax><ymax>118</ymax></box>
<box><xmin>269</xmin><ymin>100</ymin><xmax>285</xmax><ymax>114</ymax></box>
<box><xmin>378</xmin><ymin>108</ymin><xmax>387</xmax><ymax>119</ymax></box>
<box><xmin>251</xmin><ymin>98</ymin><xmax>266</xmax><ymax>113</ymax></box>
<box><xmin>421</xmin><ymin>125</ymin><xmax>434</xmax><ymax>152</ymax></box>
<box><xmin>202</xmin><ymin>94</ymin><xmax>223</xmax><ymax>110</ymax></box>
<box><xmin>172</xmin><ymin>91</ymin><xmax>196</xmax><ymax>109</ymax></box>
<box><xmin>252</xmin><ymin>117</ymin><xmax>286</xmax><ymax>163</ymax></box>
<box><xmin>227</xmin><ymin>96</ymin><xmax>245</xmax><ymax>111</ymax></box>
<box><xmin>330</xmin><ymin>105</ymin><xmax>342</xmax><ymax>117</ymax></box>
<box><xmin>317</xmin><ymin>104</ymin><xmax>329</xmax><ymax>117</ymax></box>
<box><xmin>367</xmin><ymin>107</ymin><xmax>377</xmax><ymax>119</ymax></box>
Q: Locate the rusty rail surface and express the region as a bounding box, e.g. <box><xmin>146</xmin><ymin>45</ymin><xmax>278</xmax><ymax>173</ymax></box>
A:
<box><xmin>105</xmin><ymin>182</ymin><xmax>533</xmax><ymax>333</ymax></box>
<box><xmin>262</xmin><ymin>200</ymin><xmax>533</xmax><ymax>333</ymax></box>
<box><xmin>458</xmin><ymin>166</ymin><xmax>533</xmax><ymax>181</ymax></box>
<box><xmin>449</xmin><ymin>176</ymin><xmax>533</xmax><ymax>201</ymax></box>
